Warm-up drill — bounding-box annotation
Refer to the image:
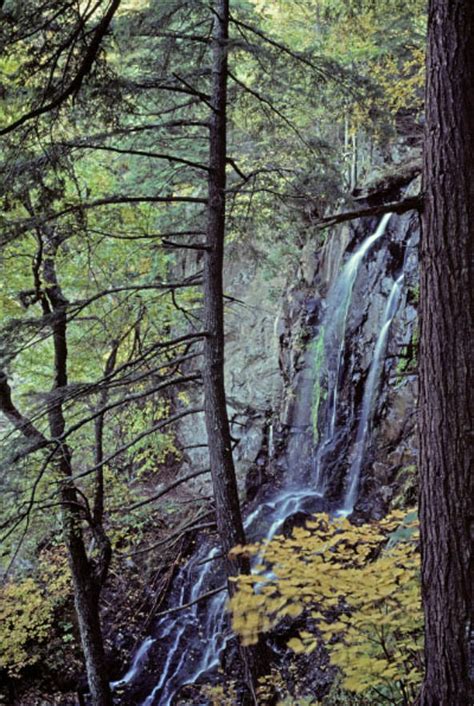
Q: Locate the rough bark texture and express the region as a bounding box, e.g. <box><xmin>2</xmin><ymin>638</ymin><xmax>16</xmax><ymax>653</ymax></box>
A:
<box><xmin>202</xmin><ymin>1</ymin><xmax>259</xmax><ymax>700</ymax></box>
<box><xmin>420</xmin><ymin>2</ymin><xmax>474</xmax><ymax>704</ymax></box>
<box><xmin>203</xmin><ymin>0</ymin><xmax>247</xmax><ymax>582</ymax></box>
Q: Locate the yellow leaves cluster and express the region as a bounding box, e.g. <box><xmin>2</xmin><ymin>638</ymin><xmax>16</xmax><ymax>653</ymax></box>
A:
<box><xmin>369</xmin><ymin>47</ymin><xmax>426</xmax><ymax>117</ymax></box>
<box><xmin>199</xmin><ymin>681</ymin><xmax>239</xmax><ymax>706</ymax></box>
<box><xmin>0</xmin><ymin>578</ymin><xmax>54</xmax><ymax>677</ymax></box>
<box><xmin>230</xmin><ymin>509</ymin><xmax>423</xmax><ymax>702</ymax></box>
<box><xmin>0</xmin><ymin>547</ymin><xmax>73</xmax><ymax>678</ymax></box>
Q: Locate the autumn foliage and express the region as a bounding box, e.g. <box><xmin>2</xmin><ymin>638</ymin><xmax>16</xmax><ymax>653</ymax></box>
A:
<box><xmin>230</xmin><ymin>510</ymin><xmax>422</xmax><ymax>704</ymax></box>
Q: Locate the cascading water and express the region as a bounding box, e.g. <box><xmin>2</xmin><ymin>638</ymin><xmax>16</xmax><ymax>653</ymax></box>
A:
<box><xmin>110</xmin><ymin>638</ymin><xmax>156</xmax><ymax>691</ymax></box>
<box><xmin>313</xmin><ymin>212</ymin><xmax>393</xmax><ymax>492</ymax></box>
<box><xmin>341</xmin><ymin>273</ymin><xmax>404</xmax><ymax>514</ymax></box>
<box><xmin>117</xmin><ymin>489</ymin><xmax>325</xmax><ymax>706</ymax></box>
<box><xmin>115</xmin><ymin>211</ymin><xmax>412</xmax><ymax>705</ymax></box>
<box><xmin>120</xmin><ymin>543</ymin><xmax>229</xmax><ymax>706</ymax></box>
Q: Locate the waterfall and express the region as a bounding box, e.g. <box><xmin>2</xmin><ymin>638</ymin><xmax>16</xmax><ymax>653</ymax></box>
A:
<box><xmin>314</xmin><ymin>212</ymin><xmax>392</xmax><ymax>491</ymax></box>
<box><xmin>341</xmin><ymin>273</ymin><xmax>404</xmax><ymax>514</ymax></box>
<box><xmin>114</xmin><ymin>211</ymin><xmax>411</xmax><ymax>705</ymax></box>
<box><xmin>132</xmin><ymin>544</ymin><xmax>228</xmax><ymax>706</ymax></box>
<box><xmin>110</xmin><ymin>637</ymin><xmax>156</xmax><ymax>690</ymax></box>
<box><xmin>127</xmin><ymin>488</ymin><xmax>326</xmax><ymax>705</ymax></box>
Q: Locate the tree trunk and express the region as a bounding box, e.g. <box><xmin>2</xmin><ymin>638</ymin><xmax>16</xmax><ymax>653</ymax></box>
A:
<box><xmin>203</xmin><ymin>0</ymin><xmax>247</xmax><ymax>584</ymax></box>
<box><xmin>419</xmin><ymin>2</ymin><xmax>474</xmax><ymax>704</ymax></box>
<box><xmin>202</xmin><ymin>0</ymin><xmax>259</xmax><ymax>700</ymax></box>
<box><xmin>61</xmin><ymin>473</ymin><xmax>113</xmax><ymax>706</ymax></box>
<box><xmin>44</xmin><ymin>245</ymin><xmax>113</xmax><ymax>706</ymax></box>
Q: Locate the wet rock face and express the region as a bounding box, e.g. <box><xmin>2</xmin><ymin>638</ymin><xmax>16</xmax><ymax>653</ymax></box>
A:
<box><xmin>176</xmin><ymin>247</ymin><xmax>283</xmax><ymax>497</ymax></box>
<box><xmin>274</xmin><ymin>180</ymin><xmax>419</xmax><ymax>516</ymax></box>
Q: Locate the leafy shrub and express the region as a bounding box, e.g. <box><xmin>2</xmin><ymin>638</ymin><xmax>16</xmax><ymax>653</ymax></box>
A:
<box><xmin>0</xmin><ymin>578</ymin><xmax>54</xmax><ymax>676</ymax></box>
<box><xmin>230</xmin><ymin>510</ymin><xmax>423</xmax><ymax>705</ymax></box>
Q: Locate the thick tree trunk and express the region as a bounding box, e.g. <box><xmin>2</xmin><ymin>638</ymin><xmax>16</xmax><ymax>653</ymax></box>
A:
<box><xmin>202</xmin><ymin>0</ymin><xmax>259</xmax><ymax>700</ymax></box>
<box><xmin>419</xmin><ymin>2</ymin><xmax>474</xmax><ymax>704</ymax></box>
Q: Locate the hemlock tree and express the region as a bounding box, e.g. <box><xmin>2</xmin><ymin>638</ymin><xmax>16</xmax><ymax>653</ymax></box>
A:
<box><xmin>419</xmin><ymin>0</ymin><xmax>474</xmax><ymax>703</ymax></box>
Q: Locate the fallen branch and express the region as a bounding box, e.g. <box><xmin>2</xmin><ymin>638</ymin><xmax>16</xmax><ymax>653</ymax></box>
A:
<box><xmin>153</xmin><ymin>584</ymin><xmax>227</xmax><ymax>618</ymax></box>
<box><xmin>124</xmin><ymin>515</ymin><xmax>216</xmax><ymax>558</ymax></box>
<box><xmin>317</xmin><ymin>195</ymin><xmax>422</xmax><ymax>229</ymax></box>
<box><xmin>142</xmin><ymin>540</ymin><xmax>187</xmax><ymax>631</ymax></box>
<box><xmin>198</xmin><ymin>551</ymin><xmax>223</xmax><ymax>566</ymax></box>
<box><xmin>114</xmin><ymin>468</ymin><xmax>211</xmax><ymax>514</ymax></box>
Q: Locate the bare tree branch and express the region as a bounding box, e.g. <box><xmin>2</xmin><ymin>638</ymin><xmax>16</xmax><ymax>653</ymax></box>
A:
<box><xmin>228</xmin><ymin>70</ymin><xmax>314</xmax><ymax>151</ymax></box>
<box><xmin>0</xmin><ymin>371</ymin><xmax>49</xmax><ymax>444</ymax></box>
<box><xmin>68</xmin><ymin>143</ymin><xmax>210</xmax><ymax>172</ymax></box>
<box><xmin>152</xmin><ymin>584</ymin><xmax>227</xmax><ymax>618</ymax></box>
<box><xmin>0</xmin><ymin>0</ymin><xmax>122</xmax><ymax>136</ymax></box>
<box><xmin>63</xmin><ymin>374</ymin><xmax>201</xmax><ymax>440</ymax></box>
<box><xmin>123</xmin><ymin>512</ymin><xmax>215</xmax><ymax>557</ymax></box>
<box><xmin>68</xmin><ymin>407</ymin><xmax>204</xmax><ymax>483</ymax></box>
<box><xmin>317</xmin><ymin>196</ymin><xmax>422</xmax><ymax>229</ymax></box>
<box><xmin>230</xmin><ymin>15</ymin><xmax>331</xmax><ymax>82</ymax></box>
<box><xmin>115</xmin><ymin>468</ymin><xmax>211</xmax><ymax>514</ymax></box>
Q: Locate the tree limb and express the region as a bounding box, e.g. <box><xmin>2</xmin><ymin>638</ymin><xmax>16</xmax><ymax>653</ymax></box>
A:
<box><xmin>68</xmin><ymin>407</ymin><xmax>204</xmax><ymax>483</ymax></box>
<box><xmin>230</xmin><ymin>15</ymin><xmax>331</xmax><ymax>82</ymax></box>
<box><xmin>317</xmin><ymin>195</ymin><xmax>423</xmax><ymax>229</ymax></box>
<box><xmin>152</xmin><ymin>584</ymin><xmax>227</xmax><ymax>619</ymax></box>
<box><xmin>115</xmin><ymin>468</ymin><xmax>211</xmax><ymax>514</ymax></box>
<box><xmin>0</xmin><ymin>0</ymin><xmax>122</xmax><ymax>136</ymax></box>
<box><xmin>124</xmin><ymin>513</ymin><xmax>216</xmax><ymax>557</ymax></box>
<box><xmin>0</xmin><ymin>371</ymin><xmax>48</xmax><ymax>445</ymax></box>
<box><xmin>67</xmin><ymin>143</ymin><xmax>210</xmax><ymax>172</ymax></box>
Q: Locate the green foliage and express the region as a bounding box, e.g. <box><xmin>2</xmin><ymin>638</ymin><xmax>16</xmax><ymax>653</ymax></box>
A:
<box><xmin>251</xmin><ymin>0</ymin><xmax>426</xmax><ymax>121</ymax></box>
<box><xmin>0</xmin><ymin>0</ymin><xmax>427</xmax><ymax>700</ymax></box>
<box><xmin>391</xmin><ymin>467</ymin><xmax>418</xmax><ymax>511</ymax></box>
<box><xmin>230</xmin><ymin>510</ymin><xmax>423</xmax><ymax>704</ymax></box>
<box><xmin>395</xmin><ymin>326</ymin><xmax>419</xmax><ymax>382</ymax></box>
<box><xmin>312</xmin><ymin>329</ymin><xmax>326</xmax><ymax>440</ymax></box>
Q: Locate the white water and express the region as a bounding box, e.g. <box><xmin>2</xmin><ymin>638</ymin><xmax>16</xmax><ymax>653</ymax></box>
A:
<box><xmin>342</xmin><ymin>273</ymin><xmax>404</xmax><ymax>513</ymax></box>
<box><xmin>314</xmin><ymin>213</ymin><xmax>393</xmax><ymax>490</ymax></box>
<box><xmin>114</xmin><ymin>484</ymin><xmax>326</xmax><ymax>706</ymax></box>
<box><xmin>110</xmin><ymin>637</ymin><xmax>156</xmax><ymax>689</ymax></box>
<box><xmin>116</xmin><ymin>212</ymin><xmax>408</xmax><ymax>705</ymax></box>
<box><xmin>133</xmin><ymin>544</ymin><xmax>227</xmax><ymax>706</ymax></box>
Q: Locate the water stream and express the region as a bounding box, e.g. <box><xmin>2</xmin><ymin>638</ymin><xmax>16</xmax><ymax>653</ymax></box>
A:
<box><xmin>313</xmin><ymin>212</ymin><xmax>392</xmax><ymax>492</ymax></box>
<box><xmin>114</xmin><ymin>213</ymin><xmax>407</xmax><ymax>705</ymax></box>
<box><xmin>342</xmin><ymin>273</ymin><xmax>404</xmax><ymax>514</ymax></box>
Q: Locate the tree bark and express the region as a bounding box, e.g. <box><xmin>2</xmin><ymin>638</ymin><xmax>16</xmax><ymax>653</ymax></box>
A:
<box><xmin>91</xmin><ymin>342</ymin><xmax>118</xmax><ymax>588</ymax></box>
<box><xmin>203</xmin><ymin>0</ymin><xmax>246</xmax><ymax>586</ymax></box>
<box><xmin>419</xmin><ymin>2</ymin><xmax>474</xmax><ymax>704</ymax></box>
<box><xmin>43</xmin><ymin>241</ymin><xmax>113</xmax><ymax>706</ymax></box>
<box><xmin>202</xmin><ymin>0</ymin><xmax>259</xmax><ymax>700</ymax></box>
